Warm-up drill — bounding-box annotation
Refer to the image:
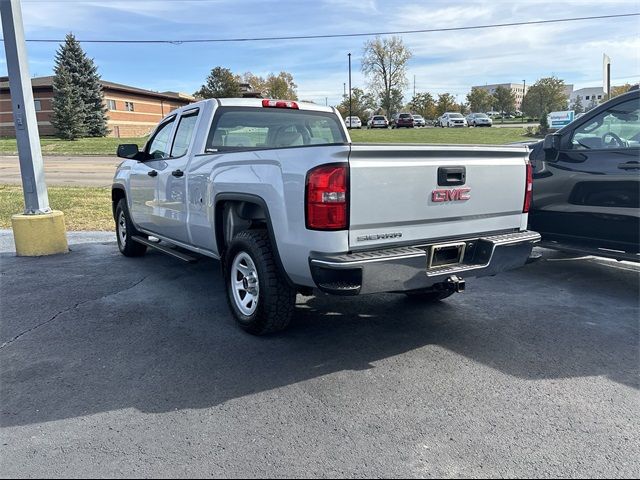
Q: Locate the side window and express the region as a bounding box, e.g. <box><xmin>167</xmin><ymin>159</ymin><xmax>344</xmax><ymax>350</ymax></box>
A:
<box><xmin>171</xmin><ymin>110</ymin><xmax>199</xmax><ymax>157</ymax></box>
<box><xmin>570</xmin><ymin>98</ymin><xmax>640</xmax><ymax>150</ymax></box>
<box><xmin>147</xmin><ymin>118</ymin><xmax>175</xmax><ymax>159</ymax></box>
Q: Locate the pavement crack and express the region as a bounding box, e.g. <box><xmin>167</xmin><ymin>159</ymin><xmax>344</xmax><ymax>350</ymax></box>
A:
<box><xmin>0</xmin><ymin>275</ymin><xmax>148</xmax><ymax>350</ymax></box>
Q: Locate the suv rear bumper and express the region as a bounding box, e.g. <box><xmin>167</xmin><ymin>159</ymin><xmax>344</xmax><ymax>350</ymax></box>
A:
<box><xmin>309</xmin><ymin>230</ymin><xmax>541</xmax><ymax>295</ymax></box>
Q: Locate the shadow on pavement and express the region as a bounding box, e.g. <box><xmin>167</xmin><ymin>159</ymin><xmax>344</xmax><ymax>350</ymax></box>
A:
<box><xmin>1</xmin><ymin>242</ymin><xmax>637</xmax><ymax>427</ymax></box>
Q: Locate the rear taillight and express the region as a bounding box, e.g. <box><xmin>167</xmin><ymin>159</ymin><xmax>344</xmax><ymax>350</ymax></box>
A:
<box><xmin>262</xmin><ymin>99</ymin><xmax>299</xmax><ymax>109</ymax></box>
<box><xmin>306</xmin><ymin>164</ymin><xmax>348</xmax><ymax>230</ymax></box>
<box><xmin>523</xmin><ymin>162</ymin><xmax>533</xmax><ymax>213</ymax></box>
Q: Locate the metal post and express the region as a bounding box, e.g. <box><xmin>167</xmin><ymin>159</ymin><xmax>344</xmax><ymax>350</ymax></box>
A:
<box><xmin>1</xmin><ymin>0</ymin><xmax>50</xmax><ymax>214</ymax></box>
<box><xmin>522</xmin><ymin>79</ymin><xmax>526</xmax><ymax>125</ymax></box>
<box><xmin>348</xmin><ymin>53</ymin><xmax>352</xmax><ymax>122</ymax></box>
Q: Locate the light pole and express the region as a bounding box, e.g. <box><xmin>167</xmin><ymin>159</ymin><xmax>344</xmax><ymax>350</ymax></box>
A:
<box><xmin>522</xmin><ymin>79</ymin><xmax>526</xmax><ymax>124</ymax></box>
<box><xmin>0</xmin><ymin>0</ymin><xmax>67</xmax><ymax>255</ymax></box>
<box><xmin>348</xmin><ymin>53</ymin><xmax>352</xmax><ymax>123</ymax></box>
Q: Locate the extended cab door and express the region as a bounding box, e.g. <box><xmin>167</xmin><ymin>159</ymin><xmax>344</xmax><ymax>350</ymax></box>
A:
<box><xmin>129</xmin><ymin>115</ymin><xmax>176</xmax><ymax>231</ymax></box>
<box><xmin>152</xmin><ymin>108</ymin><xmax>200</xmax><ymax>244</ymax></box>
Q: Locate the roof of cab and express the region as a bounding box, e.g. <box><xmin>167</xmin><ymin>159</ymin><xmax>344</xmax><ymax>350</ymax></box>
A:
<box><xmin>212</xmin><ymin>97</ymin><xmax>336</xmax><ymax>113</ymax></box>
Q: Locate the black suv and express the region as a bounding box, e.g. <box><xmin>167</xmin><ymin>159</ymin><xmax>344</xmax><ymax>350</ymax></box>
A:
<box><xmin>528</xmin><ymin>89</ymin><xmax>639</xmax><ymax>261</ymax></box>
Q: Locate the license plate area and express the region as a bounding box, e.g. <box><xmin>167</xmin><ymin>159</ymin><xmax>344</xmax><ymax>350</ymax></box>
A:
<box><xmin>428</xmin><ymin>242</ymin><xmax>466</xmax><ymax>269</ymax></box>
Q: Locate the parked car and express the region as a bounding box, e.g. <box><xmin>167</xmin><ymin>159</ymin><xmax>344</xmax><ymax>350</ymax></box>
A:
<box><xmin>528</xmin><ymin>89</ymin><xmax>639</xmax><ymax>261</ymax></box>
<box><xmin>466</xmin><ymin>113</ymin><xmax>493</xmax><ymax>127</ymax></box>
<box><xmin>412</xmin><ymin>114</ymin><xmax>426</xmax><ymax>127</ymax></box>
<box><xmin>367</xmin><ymin>115</ymin><xmax>389</xmax><ymax>129</ymax></box>
<box><xmin>113</xmin><ymin>98</ymin><xmax>539</xmax><ymax>334</ymax></box>
<box><xmin>438</xmin><ymin>112</ymin><xmax>467</xmax><ymax>128</ymax></box>
<box><xmin>345</xmin><ymin>116</ymin><xmax>362</xmax><ymax>129</ymax></box>
<box><xmin>391</xmin><ymin>113</ymin><xmax>415</xmax><ymax>128</ymax></box>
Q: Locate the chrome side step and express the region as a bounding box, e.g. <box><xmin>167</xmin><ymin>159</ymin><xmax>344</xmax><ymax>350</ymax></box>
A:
<box><xmin>131</xmin><ymin>235</ymin><xmax>197</xmax><ymax>263</ymax></box>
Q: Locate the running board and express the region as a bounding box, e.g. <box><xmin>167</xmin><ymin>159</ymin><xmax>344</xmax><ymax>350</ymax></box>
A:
<box><xmin>131</xmin><ymin>235</ymin><xmax>197</xmax><ymax>263</ymax></box>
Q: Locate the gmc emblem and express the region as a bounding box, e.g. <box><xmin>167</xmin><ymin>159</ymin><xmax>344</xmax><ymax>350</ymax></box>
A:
<box><xmin>432</xmin><ymin>188</ymin><xmax>471</xmax><ymax>202</ymax></box>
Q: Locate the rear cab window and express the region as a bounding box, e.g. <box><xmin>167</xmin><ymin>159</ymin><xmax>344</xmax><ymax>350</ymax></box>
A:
<box><xmin>171</xmin><ymin>109</ymin><xmax>199</xmax><ymax>157</ymax></box>
<box><xmin>205</xmin><ymin>107</ymin><xmax>348</xmax><ymax>152</ymax></box>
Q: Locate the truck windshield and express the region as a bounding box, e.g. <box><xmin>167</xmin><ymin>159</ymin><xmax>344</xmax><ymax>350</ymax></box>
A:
<box><xmin>206</xmin><ymin>107</ymin><xmax>348</xmax><ymax>151</ymax></box>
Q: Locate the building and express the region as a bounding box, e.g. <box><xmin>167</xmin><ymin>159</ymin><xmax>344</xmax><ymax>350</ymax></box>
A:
<box><xmin>0</xmin><ymin>76</ymin><xmax>195</xmax><ymax>137</ymax></box>
<box><xmin>472</xmin><ymin>83</ymin><xmax>529</xmax><ymax>111</ymax></box>
<box><xmin>570</xmin><ymin>86</ymin><xmax>606</xmax><ymax>107</ymax></box>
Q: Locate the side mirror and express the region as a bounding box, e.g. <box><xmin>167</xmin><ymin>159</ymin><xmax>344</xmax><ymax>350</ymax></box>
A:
<box><xmin>543</xmin><ymin>134</ymin><xmax>561</xmax><ymax>151</ymax></box>
<box><xmin>117</xmin><ymin>143</ymin><xmax>141</xmax><ymax>159</ymax></box>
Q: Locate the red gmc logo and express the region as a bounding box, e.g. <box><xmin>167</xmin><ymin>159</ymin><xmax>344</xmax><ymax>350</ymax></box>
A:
<box><xmin>432</xmin><ymin>188</ymin><xmax>471</xmax><ymax>202</ymax></box>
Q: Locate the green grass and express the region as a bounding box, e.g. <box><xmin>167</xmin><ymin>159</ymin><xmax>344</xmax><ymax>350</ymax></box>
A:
<box><xmin>0</xmin><ymin>185</ymin><xmax>113</xmax><ymax>231</ymax></box>
<box><xmin>0</xmin><ymin>136</ymin><xmax>147</xmax><ymax>156</ymax></box>
<box><xmin>349</xmin><ymin>126</ymin><xmax>530</xmax><ymax>144</ymax></box>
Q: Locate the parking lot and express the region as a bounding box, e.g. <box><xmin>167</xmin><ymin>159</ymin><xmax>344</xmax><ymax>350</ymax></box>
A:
<box><xmin>1</xmin><ymin>237</ymin><xmax>638</xmax><ymax>478</ymax></box>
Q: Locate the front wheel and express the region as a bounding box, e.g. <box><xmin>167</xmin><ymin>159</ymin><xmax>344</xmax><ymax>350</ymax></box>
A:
<box><xmin>224</xmin><ymin>230</ymin><xmax>296</xmax><ymax>335</ymax></box>
<box><xmin>115</xmin><ymin>198</ymin><xmax>147</xmax><ymax>257</ymax></box>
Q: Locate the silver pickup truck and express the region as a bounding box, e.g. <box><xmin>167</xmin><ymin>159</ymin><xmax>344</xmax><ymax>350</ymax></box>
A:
<box><xmin>112</xmin><ymin>98</ymin><xmax>540</xmax><ymax>334</ymax></box>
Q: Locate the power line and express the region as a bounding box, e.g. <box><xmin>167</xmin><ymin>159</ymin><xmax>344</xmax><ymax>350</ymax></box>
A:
<box><xmin>1</xmin><ymin>12</ymin><xmax>637</xmax><ymax>44</ymax></box>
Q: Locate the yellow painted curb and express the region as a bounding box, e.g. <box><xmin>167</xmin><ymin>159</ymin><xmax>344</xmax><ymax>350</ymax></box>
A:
<box><xmin>11</xmin><ymin>210</ymin><xmax>69</xmax><ymax>256</ymax></box>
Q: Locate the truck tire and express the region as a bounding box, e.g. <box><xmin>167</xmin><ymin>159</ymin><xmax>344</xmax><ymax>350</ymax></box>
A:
<box><xmin>115</xmin><ymin>198</ymin><xmax>147</xmax><ymax>257</ymax></box>
<box><xmin>404</xmin><ymin>288</ymin><xmax>455</xmax><ymax>301</ymax></box>
<box><xmin>224</xmin><ymin>230</ymin><xmax>296</xmax><ymax>335</ymax></box>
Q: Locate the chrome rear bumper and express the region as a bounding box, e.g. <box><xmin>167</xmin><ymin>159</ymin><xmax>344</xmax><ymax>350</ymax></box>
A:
<box><xmin>309</xmin><ymin>230</ymin><xmax>541</xmax><ymax>295</ymax></box>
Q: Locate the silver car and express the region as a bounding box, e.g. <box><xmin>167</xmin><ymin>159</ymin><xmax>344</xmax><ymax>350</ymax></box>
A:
<box><xmin>466</xmin><ymin>113</ymin><xmax>493</xmax><ymax>127</ymax></box>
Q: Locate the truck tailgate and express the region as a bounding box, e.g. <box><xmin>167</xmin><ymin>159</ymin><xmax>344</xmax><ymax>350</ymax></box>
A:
<box><xmin>348</xmin><ymin>144</ymin><xmax>528</xmax><ymax>249</ymax></box>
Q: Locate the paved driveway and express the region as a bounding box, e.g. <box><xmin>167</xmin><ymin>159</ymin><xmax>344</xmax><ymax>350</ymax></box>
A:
<box><xmin>0</xmin><ymin>241</ymin><xmax>638</xmax><ymax>478</ymax></box>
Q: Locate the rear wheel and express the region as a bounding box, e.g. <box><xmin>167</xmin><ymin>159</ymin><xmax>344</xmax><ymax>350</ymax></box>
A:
<box><xmin>115</xmin><ymin>198</ymin><xmax>147</xmax><ymax>257</ymax></box>
<box><xmin>224</xmin><ymin>230</ymin><xmax>296</xmax><ymax>335</ymax></box>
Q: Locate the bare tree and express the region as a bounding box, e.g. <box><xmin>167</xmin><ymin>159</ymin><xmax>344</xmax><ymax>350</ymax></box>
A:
<box><xmin>361</xmin><ymin>36</ymin><xmax>412</xmax><ymax>117</ymax></box>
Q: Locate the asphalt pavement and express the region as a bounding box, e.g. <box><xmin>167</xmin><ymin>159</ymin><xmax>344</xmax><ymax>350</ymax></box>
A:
<box><xmin>0</xmin><ymin>155</ymin><xmax>120</xmax><ymax>187</ymax></box>
<box><xmin>0</xmin><ymin>239</ymin><xmax>638</xmax><ymax>478</ymax></box>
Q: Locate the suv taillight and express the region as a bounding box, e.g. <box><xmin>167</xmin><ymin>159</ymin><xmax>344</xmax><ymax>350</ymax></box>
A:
<box><xmin>306</xmin><ymin>164</ymin><xmax>348</xmax><ymax>230</ymax></box>
<box><xmin>523</xmin><ymin>162</ymin><xmax>533</xmax><ymax>213</ymax></box>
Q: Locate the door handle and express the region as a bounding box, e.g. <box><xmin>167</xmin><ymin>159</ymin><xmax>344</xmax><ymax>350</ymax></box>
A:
<box><xmin>172</xmin><ymin>169</ymin><xmax>184</xmax><ymax>177</ymax></box>
<box><xmin>147</xmin><ymin>170</ymin><xmax>158</xmax><ymax>177</ymax></box>
<box><xmin>618</xmin><ymin>162</ymin><xmax>640</xmax><ymax>170</ymax></box>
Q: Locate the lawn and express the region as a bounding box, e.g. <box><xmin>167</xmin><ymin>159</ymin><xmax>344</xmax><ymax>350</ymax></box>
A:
<box><xmin>0</xmin><ymin>136</ymin><xmax>147</xmax><ymax>156</ymax></box>
<box><xmin>349</xmin><ymin>126</ymin><xmax>530</xmax><ymax>144</ymax></box>
<box><xmin>0</xmin><ymin>184</ymin><xmax>113</xmax><ymax>231</ymax></box>
<box><xmin>0</xmin><ymin>127</ymin><xmax>531</xmax><ymax>156</ymax></box>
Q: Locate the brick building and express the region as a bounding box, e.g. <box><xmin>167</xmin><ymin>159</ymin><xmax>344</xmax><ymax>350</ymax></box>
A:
<box><xmin>0</xmin><ymin>76</ymin><xmax>195</xmax><ymax>137</ymax></box>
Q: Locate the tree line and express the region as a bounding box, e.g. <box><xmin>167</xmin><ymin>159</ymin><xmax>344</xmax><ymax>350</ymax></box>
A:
<box><xmin>195</xmin><ymin>67</ymin><xmax>298</xmax><ymax>100</ymax></box>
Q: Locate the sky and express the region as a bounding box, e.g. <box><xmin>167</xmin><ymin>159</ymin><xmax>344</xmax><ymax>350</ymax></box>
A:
<box><xmin>1</xmin><ymin>0</ymin><xmax>639</xmax><ymax>106</ymax></box>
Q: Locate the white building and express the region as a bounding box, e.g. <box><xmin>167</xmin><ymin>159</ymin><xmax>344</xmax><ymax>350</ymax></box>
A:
<box><xmin>570</xmin><ymin>87</ymin><xmax>606</xmax><ymax>107</ymax></box>
<box><xmin>472</xmin><ymin>83</ymin><xmax>528</xmax><ymax>111</ymax></box>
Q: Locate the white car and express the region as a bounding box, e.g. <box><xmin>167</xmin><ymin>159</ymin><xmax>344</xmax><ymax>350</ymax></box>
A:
<box><xmin>438</xmin><ymin>112</ymin><xmax>467</xmax><ymax>128</ymax></box>
<box><xmin>367</xmin><ymin>115</ymin><xmax>389</xmax><ymax>128</ymax></box>
<box><xmin>345</xmin><ymin>116</ymin><xmax>362</xmax><ymax>129</ymax></box>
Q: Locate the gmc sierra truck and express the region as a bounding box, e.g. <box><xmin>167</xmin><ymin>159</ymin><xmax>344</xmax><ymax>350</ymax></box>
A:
<box><xmin>112</xmin><ymin>98</ymin><xmax>540</xmax><ymax>335</ymax></box>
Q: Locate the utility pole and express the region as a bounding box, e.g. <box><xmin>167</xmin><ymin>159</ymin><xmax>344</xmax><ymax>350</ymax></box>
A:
<box><xmin>348</xmin><ymin>53</ymin><xmax>352</xmax><ymax>122</ymax></box>
<box><xmin>413</xmin><ymin>75</ymin><xmax>416</xmax><ymax>99</ymax></box>
<box><xmin>343</xmin><ymin>82</ymin><xmax>346</xmax><ymax>98</ymax></box>
<box><xmin>522</xmin><ymin>79</ymin><xmax>526</xmax><ymax>125</ymax></box>
<box><xmin>1</xmin><ymin>0</ymin><xmax>49</xmax><ymax>214</ymax></box>
<box><xmin>1</xmin><ymin>0</ymin><xmax>67</xmax><ymax>255</ymax></box>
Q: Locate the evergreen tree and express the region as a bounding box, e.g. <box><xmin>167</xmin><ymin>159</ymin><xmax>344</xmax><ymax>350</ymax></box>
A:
<box><xmin>51</xmin><ymin>64</ymin><xmax>85</xmax><ymax>140</ymax></box>
<box><xmin>571</xmin><ymin>95</ymin><xmax>584</xmax><ymax>114</ymax></box>
<box><xmin>51</xmin><ymin>33</ymin><xmax>109</xmax><ymax>138</ymax></box>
